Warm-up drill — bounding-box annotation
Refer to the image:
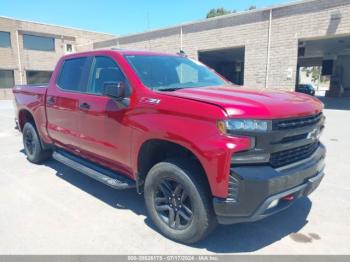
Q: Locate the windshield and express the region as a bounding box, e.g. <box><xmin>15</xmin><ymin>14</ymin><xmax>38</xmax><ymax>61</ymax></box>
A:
<box><xmin>124</xmin><ymin>54</ymin><xmax>227</xmax><ymax>91</ymax></box>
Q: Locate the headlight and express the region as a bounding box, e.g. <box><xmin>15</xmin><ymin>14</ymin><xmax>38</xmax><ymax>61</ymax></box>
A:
<box><xmin>217</xmin><ymin>119</ymin><xmax>270</xmax><ymax>134</ymax></box>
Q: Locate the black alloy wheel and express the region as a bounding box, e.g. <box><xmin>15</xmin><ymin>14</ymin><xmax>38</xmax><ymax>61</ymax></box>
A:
<box><xmin>24</xmin><ymin>128</ymin><xmax>36</xmax><ymax>156</ymax></box>
<box><xmin>144</xmin><ymin>159</ymin><xmax>217</xmax><ymax>244</ymax></box>
<box><xmin>22</xmin><ymin>122</ymin><xmax>52</xmax><ymax>163</ymax></box>
<box><xmin>154</xmin><ymin>179</ymin><xmax>193</xmax><ymax>230</ymax></box>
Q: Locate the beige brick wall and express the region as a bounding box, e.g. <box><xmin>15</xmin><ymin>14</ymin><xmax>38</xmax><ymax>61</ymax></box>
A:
<box><xmin>94</xmin><ymin>0</ymin><xmax>350</xmax><ymax>91</ymax></box>
<box><xmin>3</xmin><ymin>0</ymin><xmax>350</xmax><ymax>100</ymax></box>
<box><xmin>267</xmin><ymin>0</ymin><xmax>350</xmax><ymax>90</ymax></box>
<box><xmin>0</xmin><ymin>16</ymin><xmax>116</xmax><ymax>99</ymax></box>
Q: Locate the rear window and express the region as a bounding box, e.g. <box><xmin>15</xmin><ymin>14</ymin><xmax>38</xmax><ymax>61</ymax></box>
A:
<box><xmin>57</xmin><ymin>57</ymin><xmax>88</xmax><ymax>91</ymax></box>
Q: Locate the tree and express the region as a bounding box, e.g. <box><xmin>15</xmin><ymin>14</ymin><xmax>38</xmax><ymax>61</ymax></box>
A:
<box><xmin>206</xmin><ymin>5</ymin><xmax>257</xmax><ymax>19</ymax></box>
<box><xmin>247</xmin><ymin>5</ymin><xmax>257</xmax><ymax>11</ymax></box>
<box><xmin>301</xmin><ymin>66</ymin><xmax>321</xmax><ymax>83</ymax></box>
<box><xmin>206</xmin><ymin>8</ymin><xmax>232</xmax><ymax>18</ymax></box>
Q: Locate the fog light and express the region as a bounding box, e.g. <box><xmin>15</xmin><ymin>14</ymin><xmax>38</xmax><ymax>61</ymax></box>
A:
<box><xmin>267</xmin><ymin>199</ymin><xmax>279</xmax><ymax>209</ymax></box>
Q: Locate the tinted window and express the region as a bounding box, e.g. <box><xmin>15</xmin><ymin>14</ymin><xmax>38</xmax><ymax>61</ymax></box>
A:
<box><xmin>0</xmin><ymin>70</ymin><xmax>15</xmax><ymax>89</ymax></box>
<box><xmin>26</xmin><ymin>71</ymin><xmax>53</xmax><ymax>85</ymax></box>
<box><xmin>125</xmin><ymin>55</ymin><xmax>226</xmax><ymax>91</ymax></box>
<box><xmin>176</xmin><ymin>63</ymin><xmax>199</xmax><ymax>83</ymax></box>
<box><xmin>58</xmin><ymin>57</ymin><xmax>88</xmax><ymax>92</ymax></box>
<box><xmin>23</xmin><ymin>34</ymin><xmax>55</xmax><ymax>51</ymax></box>
<box><xmin>0</xmin><ymin>31</ymin><xmax>11</xmax><ymax>48</ymax></box>
<box><xmin>88</xmin><ymin>56</ymin><xmax>129</xmax><ymax>95</ymax></box>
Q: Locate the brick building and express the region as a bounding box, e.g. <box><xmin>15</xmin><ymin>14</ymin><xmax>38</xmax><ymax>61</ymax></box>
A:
<box><xmin>94</xmin><ymin>0</ymin><xmax>350</xmax><ymax>96</ymax></box>
<box><xmin>0</xmin><ymin>16</ymin><xmax>115</xmax><ymax>99</ymax></box>
<box><xmin>1</xmin><ymin>0</ymin><xmax>350</xmax><ymax>99</ymax></box>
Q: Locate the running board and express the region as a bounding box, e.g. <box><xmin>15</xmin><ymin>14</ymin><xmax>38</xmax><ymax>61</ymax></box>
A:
<box><xmin>53</xmin><ymin>150</ymin><xmax>135</xmax><ymax>190</ymax></box>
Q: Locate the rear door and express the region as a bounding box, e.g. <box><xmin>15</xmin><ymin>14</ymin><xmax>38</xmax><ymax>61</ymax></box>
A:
<box><xmin>75</xmin><ymin>55</ymin><xmax>133</xmax><ymax>176</ymax></box>
<box><xmin>46</xmin><ymin>56</ymin><xmax>91</xmax><ymax>151</ymax></box>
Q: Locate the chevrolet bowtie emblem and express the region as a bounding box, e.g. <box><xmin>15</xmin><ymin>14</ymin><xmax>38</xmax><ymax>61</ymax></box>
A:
<box><xmin>307</xmin><ymin>128</ymin><xmax>321</xmax><ymax>141</ymax></box>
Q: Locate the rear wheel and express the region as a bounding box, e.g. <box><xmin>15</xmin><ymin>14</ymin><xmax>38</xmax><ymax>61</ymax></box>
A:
<box><xmin>23</xmin><ymin>122</ymin><xmax>51</xmax><ymax>164</ymax></box>
<box><xmin>144</xmin><ymin>159</ymin><xmax>217</xmax><ymax>244</ymax></box>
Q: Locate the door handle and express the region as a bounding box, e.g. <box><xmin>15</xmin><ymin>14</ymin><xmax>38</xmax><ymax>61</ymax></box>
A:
<box><xmin>79</xmin><ymin>102</ymin><xmax>90</xmax><ymax>110</ymax></box>
<box><xmin>47</xmin><ymin>96</ymin><xmax>56</xmax><ymax>105</ymax></box>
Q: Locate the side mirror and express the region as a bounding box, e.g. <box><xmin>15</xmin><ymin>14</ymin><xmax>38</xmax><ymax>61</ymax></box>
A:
<box><xmin>103</xmin><ymin>81</ymin><xmax>125</xmax><ymax>100</ymax></box>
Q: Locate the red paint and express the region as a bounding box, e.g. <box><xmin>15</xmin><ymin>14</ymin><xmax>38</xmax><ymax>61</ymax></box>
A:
<box><xmin>283</xmin><ymin>195</ymin><xmax>295</xmax><ymax>201</ymax></box>
<box><xmin>12</xmin><ymin>49</ymin><xmax>324</xmax><ymax>198</ymax></box>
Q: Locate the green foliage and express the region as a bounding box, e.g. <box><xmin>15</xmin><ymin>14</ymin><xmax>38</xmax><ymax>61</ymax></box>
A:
<box><xmin>247</xmin><ymin>5</ymin><xmax>257</xmax><ymax>10</ymax></box>
<box><xmin>206</xmin><ymin>5</ymin><xmax>257</xmax><ymax>19</ymax></box>
<box><xmin>206</xmin><ymin>8</ymin><xmax>232</xmax><ymax>18</ymax></box>
<box><xmin>302</xmin><ymin>66</ymin><xmax>320</xmax><ymax>83</ymax></box>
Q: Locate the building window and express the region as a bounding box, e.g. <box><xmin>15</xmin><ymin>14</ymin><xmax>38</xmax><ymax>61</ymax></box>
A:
<box><xmin>26</xmin><ymin>71</ymin><xmax>53</xmax><ymax>85</ymax></box>
<box><xmin>65</xmin><ymin>43</ymin><xmax>74</xmax><ymax>53</ymax></box>
<box><xmin>23</xmin><ymin>34</ymin><xmax>55</xmax><ymax>51</ymax></box>
<box><xmin>0</xmin><ymin>31</ymin><xmax>11</xmax><ymax>48</ymax></box>
<box><xmin>0</xmin><ymin>70</ymin><xmax>15</xmax><ymax>89</ymax></box>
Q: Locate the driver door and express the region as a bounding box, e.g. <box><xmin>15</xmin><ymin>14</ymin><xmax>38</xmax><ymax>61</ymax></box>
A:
<box><xmin>76</xmin><ymin>55</ymin><xmax>133</xmax><ymax>176</ymax></box>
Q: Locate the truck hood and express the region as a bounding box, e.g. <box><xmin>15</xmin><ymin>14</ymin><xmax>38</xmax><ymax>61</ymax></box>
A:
<box><xmin>163</xmin><ymin>86</ymin><xmax>323</xmax><ymax>119</ymax></box>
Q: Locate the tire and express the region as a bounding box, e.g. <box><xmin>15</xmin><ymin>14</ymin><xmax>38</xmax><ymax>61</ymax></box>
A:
<box><xmin>144</xmin><ymin>158</ymin><xmax>217</xmax><ymax>244</ymax></box>
<box><xmin>22</xmin><ymin>122</ymin><xmax>51</xmax><ymax>164</ymax></box>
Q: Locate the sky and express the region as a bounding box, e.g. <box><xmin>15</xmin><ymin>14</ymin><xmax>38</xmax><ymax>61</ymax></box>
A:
<box><xmin>1</xmin><ymin>0</ymin><xmax>291</xmax><ymax>36</ymax></box>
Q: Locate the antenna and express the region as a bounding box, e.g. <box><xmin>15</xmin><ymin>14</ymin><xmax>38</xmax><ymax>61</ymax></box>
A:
<box><xmin>177</xmin><ymin>50</ymin><xmax>187</xmax><ymax>57</ymax></box>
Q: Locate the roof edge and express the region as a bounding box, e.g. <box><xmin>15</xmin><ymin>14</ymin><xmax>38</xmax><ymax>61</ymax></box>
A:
<box><xmin>0</xmin><ymin>15</ymin><xmax>117</xmax><ymax>37</ymax></box>
<box><xmin>113</xmin><ymin>0</ymin><xmax>318</xmax><ymax>40</ymax></box>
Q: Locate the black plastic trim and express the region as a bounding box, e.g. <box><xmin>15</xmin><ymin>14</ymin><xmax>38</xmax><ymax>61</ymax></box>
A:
<box><xmin>53</xmin><ymin>150</ymin><xmax>135</xmax><ymax>189</ymax></box>
<box><xmin>214</xmin><ymin>171</ymin><xmax>324</xmax><ymax>224</ymax></box>
<box><xmin>230</xmin><ymin>113</ymin><xmax>325</xmax><ymax>167</ymax></box>
<box><xmin>273</xmin><ymin>112</ymin><xmax>323</xmax><ymax>130</ymax></box>
<box><xmin>213</xmin><ymin>144</ymin><xmax>325</xmax><ymax>224</ymax></box>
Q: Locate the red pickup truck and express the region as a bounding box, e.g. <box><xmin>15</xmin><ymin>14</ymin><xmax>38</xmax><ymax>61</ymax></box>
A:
<box><xmin>13</xmin><ymin>49</ymin><xmax>325</xmax><ymax>244</ymax></box>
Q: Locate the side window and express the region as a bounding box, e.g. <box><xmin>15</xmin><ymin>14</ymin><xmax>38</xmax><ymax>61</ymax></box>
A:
<box><xmin>88</xmin><ymin>56</ymin><xmax>130</xmax><ymax>96</ymax></box>
<box><xmin>57</xmin><ymin>57</ymin><xmax>88</xmax><ymax>92</ymax></box>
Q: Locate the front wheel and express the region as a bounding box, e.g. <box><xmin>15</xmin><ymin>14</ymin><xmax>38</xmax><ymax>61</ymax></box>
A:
<box><xmin>144</xmin><ymin>159</ymin><xmax>217</xmax><ymax>244</ymax></box>
<box><xmin>23</xmin><ymin>122</ymin><xmax>51</xmax><ymax>164</ymax></box>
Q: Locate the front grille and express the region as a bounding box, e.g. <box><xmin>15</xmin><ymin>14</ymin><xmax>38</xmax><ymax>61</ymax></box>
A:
<box><xmin>280</xmin><ymin>133</ymin><xmax>308</xmax><ymax>143</ymax></box>
<box><xmin>274</xmin><ymin>113</ymin><xmax>323</xmax><ymax>130</ymax></box>
<box><xmin>270</xmin><ymin>142</ymin><xmax>319</xmax><ymax>168</ymax></box>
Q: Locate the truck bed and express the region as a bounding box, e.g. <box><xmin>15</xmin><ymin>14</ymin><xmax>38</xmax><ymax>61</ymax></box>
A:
<box><xmin>12</xmin><ymin>84</ymin><xmax>49</xmax><ymax>142</ymax></box>
<box><xmin>13</xmin><ymin>84</ymin><xmax>48</xmax><ymax>105</ymax></box>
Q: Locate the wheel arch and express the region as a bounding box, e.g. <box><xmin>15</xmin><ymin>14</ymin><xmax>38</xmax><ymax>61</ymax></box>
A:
<box><xmin>136</xmin><ymin>138</ymin><xmax>211</xmax><ymax>193</ymax></box>
<box><xmin>18</xmin><ymin>109</ymin><xmax>36</xmax><ymax>131</ymax></box>
<box><xmin>18</xmin><ymin>109</ymin><xmax>52</xmax><ymax>150</ymax></box>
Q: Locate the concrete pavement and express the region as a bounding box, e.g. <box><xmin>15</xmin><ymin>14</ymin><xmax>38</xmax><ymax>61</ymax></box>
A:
<box><xmin>0</xmin><ymin>98</ymin><xmax>349</xmax><ymax>254</ymax></box>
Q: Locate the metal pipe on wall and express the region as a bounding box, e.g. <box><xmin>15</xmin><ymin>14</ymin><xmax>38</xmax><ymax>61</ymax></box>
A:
<box><xmin>15</xmin><ymin>30</ymin><xmax>23</xmax><ymax>84</ymax></box>
<box><xmin>265</xmin><ymin>9</ymin><xmax>272</xmax><ymax>88</ymax></box>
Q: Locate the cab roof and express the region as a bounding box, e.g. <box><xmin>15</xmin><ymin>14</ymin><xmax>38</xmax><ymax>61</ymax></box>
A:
<box><xmin>111</xmin><ymin>48</ymin><xmax>180</xmax><ymax>57</ymax></box>
<box><xmin>62</xmin><ymin>49</ymin><xmax>181</xmax><ymax>59</ymax></box>
<box><xmin>59</xmin><ymin>49</ymin><xmax>186</xmax><ymax>64</ymax></box>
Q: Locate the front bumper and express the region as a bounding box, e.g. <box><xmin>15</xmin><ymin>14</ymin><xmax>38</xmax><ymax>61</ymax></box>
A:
<box><xmin>213</xmin><ymin>143</ymin><xmax>325</xmax><ymax>224</ymax></box>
